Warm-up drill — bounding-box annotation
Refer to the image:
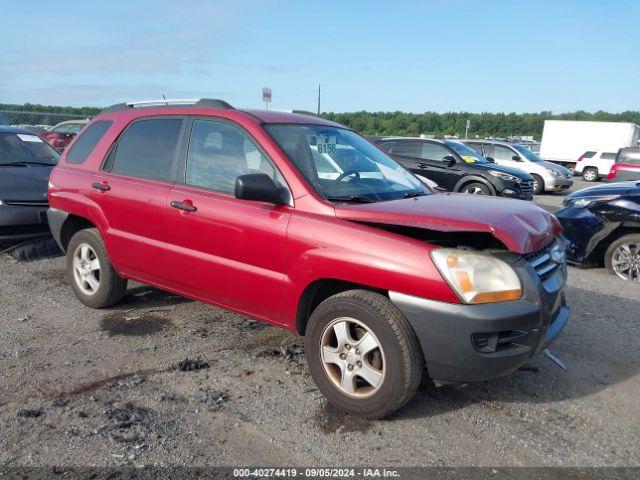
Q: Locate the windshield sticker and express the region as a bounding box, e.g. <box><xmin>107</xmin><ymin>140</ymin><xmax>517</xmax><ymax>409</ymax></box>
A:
<box><xmin>316</xmin><ymin>135</ymin><xmax>337</xmax><ymax>155</ymax></box>
<box><xmin>461</xmin><ymin>155</ymin><xmax>477</xmax><ymax>164</ymax></box>
<box><xmin>17</xmin><ymin>134</ymin><xmax>44</xmax><ymax>143</ymax></box>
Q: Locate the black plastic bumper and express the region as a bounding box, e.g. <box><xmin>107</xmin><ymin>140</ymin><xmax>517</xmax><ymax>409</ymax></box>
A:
<box><xmin>0</xmin><ymin>205</ymin><xmax>51</xmax><ymax>242</ymax></box>
<box><xmin>390</xmin><ymin>244</ymin><xmax>569</xmax><ymax>384</ymax></box>
<box><xmin>46</xmin><ymin>208</ymin><xmax>69</xmax><ymax>251</ymax></box>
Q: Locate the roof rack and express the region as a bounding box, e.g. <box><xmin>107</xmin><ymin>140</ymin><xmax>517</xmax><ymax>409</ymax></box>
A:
<box><xmin>100</xmin><ymin>98</ymin><xmax>234</xmax><ymax>114</ymax></box>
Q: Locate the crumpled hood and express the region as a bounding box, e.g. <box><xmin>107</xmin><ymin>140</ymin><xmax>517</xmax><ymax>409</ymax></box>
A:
<box><xmin>0</xmin><ymin>166</ymin><xmax>52</xmax><ymax>202</ymax></box>
<box><xmin>335</xmin><ymin>193</ymin><xmax>562</xmax><ymax>254</ymax></box>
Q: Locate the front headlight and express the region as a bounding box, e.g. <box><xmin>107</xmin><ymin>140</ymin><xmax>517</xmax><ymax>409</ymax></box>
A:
<box><xmin>0</xmin><ymin>199</ymin><xmax>4</xmax><ymax>206</ymax></box>
<box><xmin>488</xmin><ymin>170</ymin><xmax>518</xmax><ymax>182</ymax></box>
<box><xmin>545</xmin><ymin>167</ymin><xmax>561</xmax><ymax>177</ymax></box>
<box><xmin>570</xmin><ymin>195</ymin><xmax>620</xmax><ymax>207</ymax></box>
<box><xmin>431</xmin><ymin>249</ymin><xmax>522</xmax><ymax>304</ymax></box>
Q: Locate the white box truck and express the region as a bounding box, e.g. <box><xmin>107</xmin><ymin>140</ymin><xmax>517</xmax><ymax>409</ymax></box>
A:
<box><xmin>540</xmin><ymin>120</ymin><xmax>640</xmax><ymax>173</ymax></box>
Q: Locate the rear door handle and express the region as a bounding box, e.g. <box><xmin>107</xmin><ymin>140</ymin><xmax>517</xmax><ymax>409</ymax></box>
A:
<box><xmin>92</xmin><ymin>182</ymin><xmax>110</xmax><ymax>191</ymax></box>
<box><xmin>170</xmin><ymin>200</ymin><xmax>197</xmax><ymax>212</ymax></box>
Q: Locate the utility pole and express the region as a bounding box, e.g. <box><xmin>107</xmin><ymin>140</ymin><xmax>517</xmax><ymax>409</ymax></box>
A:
<box><xmin>317</xmin><ymin>84</ymin><xmax>321</xmax><ymax>115</ymax></box>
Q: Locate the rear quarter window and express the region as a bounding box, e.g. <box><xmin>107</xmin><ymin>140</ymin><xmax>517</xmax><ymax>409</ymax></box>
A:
<box><xmin>66</xmin><ymin>120</ymin><xmax>113</xmax><ymax>164</ymax></box>
<box><xmin>105</xmin><ymin>117</ymin><xmax>184</xmax><ymax>182</ymax></box>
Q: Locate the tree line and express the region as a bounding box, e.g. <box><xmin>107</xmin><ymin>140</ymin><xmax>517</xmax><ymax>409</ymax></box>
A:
<box><xmin>321</xmin><ymin>110</ymin><xmax>640</xmax><ymax>140</ymax></box>
<box><xmin>2</xmin><ymin>102</ymin><xmax>639</xmax><ymax>139</ymax></box>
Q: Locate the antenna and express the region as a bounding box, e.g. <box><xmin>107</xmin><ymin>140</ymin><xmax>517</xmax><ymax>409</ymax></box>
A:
<box><xmin>162</xmin><ymin>94</ymin><xmax>168</xmax><ymax>106</ymax></box>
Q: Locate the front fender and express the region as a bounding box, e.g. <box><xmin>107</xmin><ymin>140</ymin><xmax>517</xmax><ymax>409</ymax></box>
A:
<box><xmin>280</xmin><ymin>214</ymin><xmax>460</xmax><ymax>327</ymax></box>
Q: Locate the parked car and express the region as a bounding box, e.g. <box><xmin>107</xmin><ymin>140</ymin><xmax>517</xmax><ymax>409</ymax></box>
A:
<box><xmin>557</xmin><ymin>182</ymin><xmax>640</xmax><ymax>281</ymax></box>
<box><xmin>41</xmin><ymin>119</ymin><xmax>88</xmax><ymax>152</ymax></box>
<box><xmin>607</xmin><ymin>148</ymin><xmax>640</xmax><ymax>182</ymax></box>
<box><xmin>462</xmin><ymin>139</ymin><xmax>572</xmax><ymax>194</ymax></box>
<box><xmin>373</xmin><ymin>137</ymin><xmax>534</xmax><ymax>199</ymax></box>
<box><xmin>0</xmin><ymin>126</ymin><xmax>59</xmax><ymax>243</ymax></box>
<box><xmin>574</xmin><ymin>150</ymin><xmax>618</xmax><ymax>182</ymax></box>
<box><xmin>48</xmin><ymin>99</ymin><xmax>569</xmax><ymax>418</ymax></box>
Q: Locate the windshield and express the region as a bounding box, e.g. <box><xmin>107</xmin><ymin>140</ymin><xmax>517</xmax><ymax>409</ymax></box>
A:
<box><xmin>265</xmin><ymin>124</ymin><xmax>430</xmax><ymax>202</ymax></box>
<box><xmin>444</xmin><ymin>140</ymin><xmax>488</xmax><ymax>164</ymax></box>
<box><xmin>0</xmin><ymin>133</ymin><xmax>60</xmax><ymax>166</ymax></box>
<box><xmin>514</xmin><ymin>144</ymin><xmax>543</xmax><ymax>162</ymax></box>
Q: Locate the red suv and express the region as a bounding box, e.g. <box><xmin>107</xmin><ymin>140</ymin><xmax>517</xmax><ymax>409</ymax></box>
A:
<box><xmin>47</xmin><ymin>99</ymin><xmax>569</xmax><ymax>418</ymax></box>
<box><xmin>607</xmin><ymin>147</ymin><xmax>640</xmax><ymax>182</ymax></box>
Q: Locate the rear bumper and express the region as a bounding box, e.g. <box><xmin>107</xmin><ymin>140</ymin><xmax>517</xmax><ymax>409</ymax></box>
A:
<box><xmin>0</xmin><ymin>205</ymin><xmax>51</xmax><ymax>242</ymax></box>
<box><xmin>390</xmin><ymin>245</ymin><xmax>569</xmax><ymax>384</ymax></box>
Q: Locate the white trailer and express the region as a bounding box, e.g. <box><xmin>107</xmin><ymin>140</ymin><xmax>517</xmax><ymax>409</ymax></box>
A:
<box><xmin>540</xmin><ymin>120</ymin><xmax>640</xmax><ymax>173</ymax></box>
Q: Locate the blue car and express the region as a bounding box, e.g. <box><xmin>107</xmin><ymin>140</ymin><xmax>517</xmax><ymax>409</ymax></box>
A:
<box><xmin>556</xmin><ymin>181</ymin><xmax>640</xmax><ymax>281</ymax></box>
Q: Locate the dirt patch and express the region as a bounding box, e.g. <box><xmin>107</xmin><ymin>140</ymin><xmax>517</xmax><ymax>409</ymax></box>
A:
<box><xmin>100</xmin><ymin>313</ymin><xmax>172</xmax><ymax>337</ymax></box>
<box><xmin>314</xmin><ymin>403</ymin><xmax>373</xmax><ymax>434</ymax></box>
<box><xmin>177</xmin><ymin>357</ymin><xmax>210</xmax><ymax>372</ymax></box>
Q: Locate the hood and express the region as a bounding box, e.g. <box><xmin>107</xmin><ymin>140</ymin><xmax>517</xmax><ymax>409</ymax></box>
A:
<box><xmin>335</xmin><ymin>193</ymin><xmax>561</xmax><ymax>254</ymax></box>
<box><xmin>0</xmin><ymin>165</ymin><xmax>52</xmax><ymax>202</ymax></box>
<box><xmin>541</xmin><ymin>160</ymin><xmax>570</xmax><ymax>175</ymax></box>
<box><xmin>474</xmin><ymin>161</ymin><xmax>532</xmax><ymax>180</ymax></box>
<box><xmin>565</xmin><ymin>181</ymin><xmax>640</xmax><ymax>201</ymax></box>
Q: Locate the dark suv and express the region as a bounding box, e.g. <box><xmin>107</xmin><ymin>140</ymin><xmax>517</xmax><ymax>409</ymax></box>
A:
<box><xmin>375</xmin><ymin>137</ymin><xmax>534</xmax><ymax>199</ymax></box>
<box><xmin>47</xmin><ymin>99</ymin><xmax>568</xmax><ymax>418</ymax></box>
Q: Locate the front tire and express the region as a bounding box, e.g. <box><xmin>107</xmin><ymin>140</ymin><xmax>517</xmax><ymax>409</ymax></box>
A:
<box><xmin>582</xmin><ymin>167</ymin><xmax>599</xmax><ymax>182</ymax></box>
<box><xmin>531</xmin><ymin>174</ymin><xmax>545</xmax><ymax>194</ymax></box>
<box><xmin>67</xmin><ymin>228</ymin><xmax>128</xmax><ymax>308</ymax></box>
<box><xmin>605</xmin><ymin>234</ymin><xmax>640</xmax><ymax>282</ymax></box>
<box><xmin>305</xmin><ymin>290</ymin><xmax>423</xmax><ymax>419</ymax></box>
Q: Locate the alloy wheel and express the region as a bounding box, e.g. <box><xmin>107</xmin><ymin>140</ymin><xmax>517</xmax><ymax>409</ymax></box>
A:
<box><xmin>583</xmin><ymin>169</ymin><xmax>597</xmax><ymax>181</ymax></box>
<box><xmin>72</xmin><ymin>243</ymin><xmax>101</xmax><ymax>295</ymax></box>
<box><xmin>320</xmin><ymin>317</ymin><xmax>386</xmax><ymax>398</ymax></box>
<box><xmin>611</xmin><ymin>242</ymin><xmax>640</xmax><ymax>281</ymax></box>
<box><xmin>464</xmin><ymin>186</ymin><xmax>486</xmax><ymax>195</ymax></box>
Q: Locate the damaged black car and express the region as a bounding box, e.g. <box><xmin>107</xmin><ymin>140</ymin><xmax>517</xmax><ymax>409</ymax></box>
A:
<box><xmin>557</xmin><ymin>181</ymin><xmax>640</xmax><ymax>281</ymax></box>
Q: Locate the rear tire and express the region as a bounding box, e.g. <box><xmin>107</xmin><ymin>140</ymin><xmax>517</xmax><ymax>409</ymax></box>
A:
<box><xmin>531</xmin><ymin>174</ymin><xmax>544</xmax><ymax>194</ymax></box>
<box><xmin>604</xmin><ymin>234</ymin><xmax>640</xmax><ymax>282</ymax></box>
<box><xmin>67</xmin><ymin>228</ymin><xmax>128</xmax><ymax>308</ymax></box>
<box><xmin>305</xmin><ymin>290</ymin><xmax>423</xmax><ymax>419</ymax></box>
<box><xmin>582</xmin><ymin>168</ymin><xmax>599</xmax><ymax>182</ymax></box>
<box><xmin>461</xmin><ymin>182</ymin><xmax>492</xmax><ymax>196</ymax></box>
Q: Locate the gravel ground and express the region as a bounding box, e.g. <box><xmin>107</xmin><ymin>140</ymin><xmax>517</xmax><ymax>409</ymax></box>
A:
<box><xmin>0</xmin><ymin>178</ymin><xmax>638</xmax><ymax>468</ymax></box>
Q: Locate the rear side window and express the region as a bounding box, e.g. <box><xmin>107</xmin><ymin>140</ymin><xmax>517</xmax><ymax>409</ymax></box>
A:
<box><xmin>387</xmin><ymin>141</ymin><xmax>422</xmax><ymax>157</ymax></box>
<box><xmin>107</xmin><ymin>118</ymin><xmax>183</xmax><ymax>181</ymax></box>
<box><xmin>617</xmin><ymin>148</ymin><xmax>640</xmax><ymax>165</ymax></box>
<box><xmin>66</xmin><ymin>120</ymin><xmax>112</xmax><ymax>164</ymax></box>
<box><xmin>582</xmin><ymin>151</ymin><xmax>596</xmax><ymax>159</ymax></box>
<box><xmin>601</xmin><ymin>152</ymin><xmax>617</xmax><ymax>160</ymax></box>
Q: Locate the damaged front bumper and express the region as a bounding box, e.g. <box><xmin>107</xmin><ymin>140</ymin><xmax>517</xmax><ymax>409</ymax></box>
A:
<box><xmin>390</xmin><ymin>241</ymin><xmax>569</xmax><ymax>384</ymax></box>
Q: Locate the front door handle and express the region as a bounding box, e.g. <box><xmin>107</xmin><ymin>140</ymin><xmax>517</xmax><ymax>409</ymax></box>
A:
<box><xmin>92</xmin><ymin>182</ymin><xmax>110</xmax><ymax>191</ymax></box>
<box><xmin>170</xmin><ymin>200</ymin><xmax>197</xmax><ymax>212</ymax></box>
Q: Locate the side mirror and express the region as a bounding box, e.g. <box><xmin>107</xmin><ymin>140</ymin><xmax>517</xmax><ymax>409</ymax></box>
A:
<box><xmin>443</xmin><ymin>155</ymin><xmax>457</xmax><ymax>167</ymax></box>
<box><xmin>235</xmin><ymin>173</ymin><xmax>285</xmax><ymax>204</ymax></box>
<box><xmin>486</xmin><ymin>156</ymin><xmax>496</xmax><ymax>163</ymax></box>
<box><xmin>512</xmin><ymin>155</ymin><xmax>522</xmax><ymax>161</ymax></box>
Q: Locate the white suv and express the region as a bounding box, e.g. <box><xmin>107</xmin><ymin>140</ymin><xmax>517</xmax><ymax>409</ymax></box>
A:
<box><xmin>463</xmin><ymin>140</ymin><xmax>572</xmax><ymax>194</ymax></box>
<box><xmin>574</xmin><ymin>150</ymin><xmax>618</xmax><ymax>182</ymax></box>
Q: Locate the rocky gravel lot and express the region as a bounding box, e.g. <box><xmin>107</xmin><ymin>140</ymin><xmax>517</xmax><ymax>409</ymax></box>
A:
<box><xmin>0</xmin><ymin>178</ymin><xmax>638</xmax><ymax>468</ymax></box>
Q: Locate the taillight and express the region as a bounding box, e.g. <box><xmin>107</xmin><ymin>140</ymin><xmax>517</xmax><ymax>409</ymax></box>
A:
<box><xmin>577</xmin><ymin>153</ymin><xmax>586</xmax><ymax>162</ymax></box>
<box><xmin>608</xmin><ymin>166</ymin><xmax>616</xmax><ymax>179</ymax></box>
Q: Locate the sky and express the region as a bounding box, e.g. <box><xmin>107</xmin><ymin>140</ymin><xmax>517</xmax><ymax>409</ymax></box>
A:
<box><xmin>1</xmin><ymin>0</ymin><xmax>638</xmax><ymax>113</ymax></box>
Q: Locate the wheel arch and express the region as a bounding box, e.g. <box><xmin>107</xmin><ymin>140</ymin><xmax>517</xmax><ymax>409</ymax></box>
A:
<box><xmin>295</xmin><ymin>279</ymin><xmax>387</xmax><ymax>335</ymax></box>
<box><xmin>588</xmin><ymin>225</ymin><xmax>640</xmax><ymax>265</ymax></box>
<box><xmin>59</xmin><ymin>214</ymin><xmax>98</xmax><ymax>252</ymax></box>
<box><xmin>454</xmin><ymin>175</ymin><xmax>496</xmax><ymax>195</ymax></box>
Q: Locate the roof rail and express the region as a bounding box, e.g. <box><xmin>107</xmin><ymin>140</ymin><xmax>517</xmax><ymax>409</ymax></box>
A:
<box><xmin>100</xmin><ymin>98</ymin><xmax>234</xmax><ymax>114</ymax></box>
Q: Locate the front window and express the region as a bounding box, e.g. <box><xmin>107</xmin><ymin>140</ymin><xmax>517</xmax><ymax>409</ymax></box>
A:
<box><xmin>265</xmin><ymin>124</ymin><xmax>429</xmax><ymax>203</ymax></box>
<box><xmin>513</xmin><ymin>144</ymin><xmax>543</xmax><ymax>162</ymax></box>
<box><xmin>444</xmin><ymin>140</ymin><xmax>488</xmax><ymax>164</ymax></box>
<box><xmin>0</xmin><ymin>132</ymin><xmax>60</xmax><ymax>166</ymax></box>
